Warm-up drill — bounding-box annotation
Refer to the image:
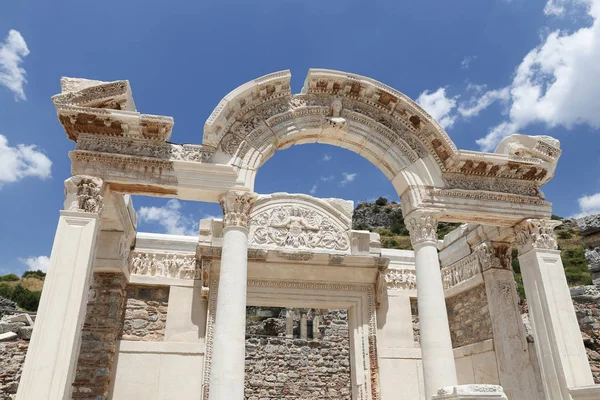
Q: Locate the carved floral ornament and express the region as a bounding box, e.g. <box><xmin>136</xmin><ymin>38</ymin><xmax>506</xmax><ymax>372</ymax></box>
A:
<box><xmin>405</xmin><ymin>211</ymin><xmax>440</xmax><ymax>246</ymax></box>
<box><xmin>64</xmin><ymin>175</ymin><xmax>105</xmax><ymax>213</ymax></box>
<box><xmin>219</xmin><ymin>190</ymin><xmax>258</xmax><ymax>228</ymax></box>
<box><xmin>515</xmin><ymin>218</ymin><xmax>561</xmax><ymax>253</ymax></box>
<box><xmin>248</xmin><ymin>203</ymin><xmax>350</xmax><ymax>253</ymax></box>
<box><xmin>473</xmin><ymin>241</ymin><xmax>512</xmax><ymax>271</ymax></box>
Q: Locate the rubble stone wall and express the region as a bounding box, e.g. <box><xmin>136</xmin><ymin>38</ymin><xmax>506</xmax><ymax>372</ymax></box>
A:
<box><xmin>72</xmin><ymin>273</ymin><xmax>127</xmax><ymax>399</ymax></box>
<box><xmin>570</xmin><ymin>285</ymin><xmax>600</xmax><ymax>383</ymax></box>
<box><xmin>244</xmin><ymin>309</ymin><xmax>351</xmax><ymax>400</ymax></box>
<box><xmin>120</xmin><ymin>285</ymin><xmax>169</xmax><ymax>342</ymax></box>
<box><xmin>446</xmin><ymin>284</ymin><xmax>493</xmax><ymax>348</ymax></box>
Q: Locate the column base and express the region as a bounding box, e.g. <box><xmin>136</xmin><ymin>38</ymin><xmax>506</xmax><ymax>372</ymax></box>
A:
<box><xmin>432</xmin><ymin>385</ymin><xmax>507</xmax><ymax>400</ymax></box>
<box><xmin>570</xmin><ymin>385</ymin><xmax>600</xmax><ymax>400</ymax></box>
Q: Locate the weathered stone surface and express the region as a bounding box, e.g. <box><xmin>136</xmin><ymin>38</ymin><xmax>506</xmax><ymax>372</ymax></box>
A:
<box><xmin>0</xmin><ymin>332</ymin><xmax>18</xmax><ymax>342</ymax></box>
<box><xmin>72</xmin><ymin>273</ymin><xmax>127</xmax><ymax>400</ymax></box>
<box><xmin>121</xmin><ymin>285</ymin><xmax>169</xmax><ymax>342</ymax></box>
<box><xmin>570</xmin><ymin>285</ymin><xmax>600</xmax><ymax>384</ymax></box>
<box><xmin>17</xmin><ymin>326</ymin><xmax>33</xmax><ymax>340</ymax></box>
<box><xmin>578</xmin><ymin>214</ymin><xmax>600</xmax><ymax>237</ymax></box>
<box><xmin>0</xmin><ymin>339</ymin><xmax>29</xmax><ymax>398</ymax></box>
<box><xmin>244</xmin><ymin>309</ymin><xmax>351</xmax><ymax>400</ymax></box>
<box><xmin>446</xmin><ymin>284</ymin><xmax>493</xmax><ymax>348</ymax></box>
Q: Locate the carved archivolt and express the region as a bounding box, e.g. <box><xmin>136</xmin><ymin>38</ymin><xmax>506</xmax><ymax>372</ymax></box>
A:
<box><xmin>130</xmin><ymin>252</ymin><xmax>198</xmax><ymax>279</ymax></box>
<box><xmin>248</xmin><ymin>195</ymin><xmax>351</xmax><ymax>254</ymax></box>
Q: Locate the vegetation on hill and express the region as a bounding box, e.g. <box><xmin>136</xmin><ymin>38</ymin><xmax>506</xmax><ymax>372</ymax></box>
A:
<box><xmin>353</xmin><ymin>198</ymin><xmax>591</xmax><ymax>298</ymax></box>
<box><xmin>0</xmin><ymin>270</ymin><xmax>45</xmax><ymax>311</ymax></box>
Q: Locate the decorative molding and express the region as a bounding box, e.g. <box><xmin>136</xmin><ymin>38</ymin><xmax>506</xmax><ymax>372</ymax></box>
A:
<box><xmin>385</xmin><ymin>269</ymin><xmax>417</xmax><ymax>291</ymax></box>
<box><xmin>441</xmin><ymin>253</ymin><xmax>481</xmax><ymax>290</ymax></box>
<box><xmin>77</xmin><ymin>136</ymin><xmax>215</xmax><ymax>162</ymax></box>
<box><xmin>444</xmin><ymin>176</ymin><xmax>540</xmax><ymax>198</ymax></box>
<box><xmin>406</xmin><ymin>211</ymin><xmax>439</xmax><ymax>246</ymax></box>
<box><xmin>129</xmin><ymin>251</ymin><xmax>197</xmax><ymax>279</ymax></box>
<box><xmin>249</xmin><ymin>203</ymin><xmax>350</xmax><ymax>253</ymax></box>
<box><xmin>219</xmin><ymin>190</ymin><xmax>257</xmax><ymax>228</ymax></box>
<box><xmin>515</xmin><ymin>219</ymin><xmax>561</xmax><ymax>254</ymax></box>
<box><xmin>64</xmin><ymin>175</ymin><xmax>105</xmax><ymax>213</ymax></box>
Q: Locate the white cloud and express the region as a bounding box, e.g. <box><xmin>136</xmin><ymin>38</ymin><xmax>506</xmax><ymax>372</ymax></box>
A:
<box><xmin>138</xmin><ymin>199</ymin><xmax>198</xmax><ymax>236</ymax></box>
<box><xmin>320</xmin><ymin>175</ymin><xmax>334</xmax><ymax>182</ymax></box>
<box><xmin>0</xmin><ymin>30</ymin><xmax>30</xmax><ymax>101</ymax></box>
<box><xmin>461</xmin><ymin>55</ymin><xmax>477</xmax><ymax>69</ymax></box>
<box><xmin>309</xmin><ymin>184</ymin><xmax>318</xmax><ymax>194</ymax></box>
<box><xmin>477</xmin><ymin>0</ymin><xmax>600</xmax><ymax>150</ymax></box>
<box><xmin>19</xmin><ymin>256</ymin><xmax>50</xmax><ymax>272</ymax></box>
<box><xmin>458</xmin><ymin>87</ymin><xmax>510</xmax><ymax>118</ymax></box>
<box><xmin>0</xmin><ymin>134</ymin><xmax>52</xmax><ymax>188</ymax></box>
<box><xmin>340</xmin><ymin>172</ymin><xmax>357</xmax><ymax>186</ymax></box>
<box><xmin>416</xmin><ymin>88</ymin><xmax>458</xmax><ymax>129</ymax></box>
<box><xmin>322</xmin><ymin>154</ymin><xmax>332</xmax><ymax>161</ymax></box>
<box><xmin>574</xmin><ymin>192</ymin><xmax>600</xmax><ymax>217</ymax></box>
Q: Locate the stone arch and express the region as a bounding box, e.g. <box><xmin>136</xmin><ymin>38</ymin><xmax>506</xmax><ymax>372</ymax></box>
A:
<box><xmin>203</xmin><ymin>69</ymin><xmax>455</xmax><ymax>194</ymax></box>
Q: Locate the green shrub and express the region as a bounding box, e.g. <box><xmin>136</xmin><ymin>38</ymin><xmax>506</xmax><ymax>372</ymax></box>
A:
<box><xmin>0</xmin><ymin>283</ymin><xmax>41</xmax><ymax>311</ymax></box>
<box><xmin>378</xmin><ymin>229</ymin><xmax>394</xmax><ymax>237</ymax></box>
<box><xmin>0</xmin><ymin>274</ymin><xmax>20</xmax><ymax>282</ymax></box>
<box><xmin>22</xmin><ymin>270</ymin><xmax>46</xmax><ymax>279</ymax></box>
<box><xmin>391</xmin><ymin>222</ymin><xmax>408</xmax><ymax>236</ymax></box>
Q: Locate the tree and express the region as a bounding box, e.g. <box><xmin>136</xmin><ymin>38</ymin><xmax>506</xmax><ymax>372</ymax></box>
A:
<box><xmin>375</xmin><ymin>197</ymin><xmax>388</xmax><ymax>206</ymax></box>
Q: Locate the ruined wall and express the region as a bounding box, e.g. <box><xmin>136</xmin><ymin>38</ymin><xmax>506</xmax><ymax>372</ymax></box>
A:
<box><xmin>446</xmin><ymin>284</ymin><xmax>493</xmax><ymax>348</ymax></box>
<box><xmin>120</xmin><ymin>285</ymin><xmax>169</xmax><ymax>341</ymax></box>
<box><xmin>244</xmin><ymin>309</ymin><xmax>351</xmax><ymax>400</ymax></box>
<box><xmin>72</xmin><ymin>273</ymin><xmax>127</xmax><ymax>399</ymax></box>
<box><xmin>570</xmin><ymin>286</ymin><xmax>600</xmax><ymax>383</ymax></box>
<box><xmin>0</xmin><ymin>338</ymin><xmax>29</xmax><ymax>399</ymax></box>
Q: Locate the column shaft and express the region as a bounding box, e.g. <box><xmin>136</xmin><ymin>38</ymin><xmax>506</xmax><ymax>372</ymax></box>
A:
<box><xmin>209</xmin><ymin>190</ymin><xmax>256</xmax><ymax>400</ymax></box>
<box><xmin>407</xmin><ymin>211</ymin><xmax>458</xmax><ymax>399</ymax></box>
<box><xmin>415</xmin><ymin>241</ymin><xmax>458</xmax><ymax>398</ymax></box>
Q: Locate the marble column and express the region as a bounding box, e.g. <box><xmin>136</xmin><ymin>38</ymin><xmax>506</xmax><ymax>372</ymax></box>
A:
<box><xmin>515</xmin><ymin>219</ymin><xmax>597</xmax><ymax>400</ymax></box>
<box><xmin>17</xmin><ymin>176</ymin><xmax>106</xmax><ymax>400</ymax></box>
<box><xmin>208</xmin><ymin>189</ymin><xmax>257</xmax><ymax>400</ymax></box>
<box><xmin>300</xmin><ymin>310</ymin><xmax>308</xmax><ymax>340</ymax></box>
<box><xmin>406</xmin><ymin>211</ymin><xmax>458</xmax><ymax>399</ymax></box>
<box><xmin>285</xmin><ymin>308</ymin><xmax>294</xmax><ymax>339</ymax></box>
<box><xmin>475</xmin><ymin>241</ymin><xmax>541</xmax><ymax>400</ymax></box>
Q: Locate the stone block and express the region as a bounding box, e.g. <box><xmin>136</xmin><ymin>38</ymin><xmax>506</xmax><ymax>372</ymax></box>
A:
<box><xmin>0</xmin><ymin>322</ymin><xmax>25</xmax><ymax>334</ymax></box>
<box><xmin>5</xmin><ymin>313</ymin><xmax>34</xmax><ymax>326</ymax></box>
<box><xmin>0</xmin><ymin>331</ymin><xmax>18</xmax><ymax>342</ymax></box>
<box><xmin>17</xmin><ymin>326</ymin><xmax>33</xmax><ymax>340</ymax></box>
<box><xmin>432</xmin><ymin>385</ymin><xmax>507</xmax><ymax>399</ymax></box>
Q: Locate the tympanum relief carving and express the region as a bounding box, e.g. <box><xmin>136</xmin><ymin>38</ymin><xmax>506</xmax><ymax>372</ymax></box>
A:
<box><xmin>248</xmin><ymin>204</ymin><xmax>350</xmax><ymax>254</ymax></box>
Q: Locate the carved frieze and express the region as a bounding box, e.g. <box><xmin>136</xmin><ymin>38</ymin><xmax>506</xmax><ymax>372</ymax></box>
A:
<box><xmin>64</xmin><ymin>175</ymin><xmax>105</xmax><ymax>213</ymax></box>
<box><xmin>249</xmin><ymin>203</ymin><xmax>350</xmax><ymax>253</ymax></box>
<box><xmin>385</xmin><ymin>269</ymin><xmax>417</xmax><ymax>291</ymax></box>
<box><xmin>130</xmin><ymin>252</ymin><xmax>198</xmax><ymax>279</ymax></box>
<box><xmin>515</xmin><ymin>219</ymin><xmax>561</xmax><ymax>254</ymax></box>
<box><xmin>77</xmin><ymin>136</ymin><xmax>215</xmax><ymax>162</ymax></box>
<box><xmin>441</xmin><ymin>253</ymin><xmax>481</xmax><ymax>290</ymax></box>
<box><xmin>444</xmin><ymin>176</ymin><xmax>541</xmax><ymax>197</ymax></box>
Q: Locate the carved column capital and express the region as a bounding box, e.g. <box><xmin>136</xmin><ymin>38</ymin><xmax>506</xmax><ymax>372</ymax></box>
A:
<box><xmin>514</xmin><ymin>218</ymin><xmax>561</xmax><ymax>254</ymax></box>
<box><xmin>474</xmin><ymin>241</ymin><xmax>512</xmax><ymax>271</ymax></box>
<box><xmin>218</xmin><ymin>189</ymin><xmax>257</xmax><ymax>229</ymax></box>
<box><xmin>63</xmin><ymin>175</ymin><xmax>106</xmax><ymax>214</ymax></box>
<box><xmin>405</xmin><ymin>210</ymin><xmax>441</xmax><ymax>246</ymax></box>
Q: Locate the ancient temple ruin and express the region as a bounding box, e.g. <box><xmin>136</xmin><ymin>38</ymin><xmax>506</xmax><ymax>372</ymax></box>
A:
<box><xmin>14</xmin><ymin>69</ymin><xmax>600</xmax><ymax>399</ymax></box>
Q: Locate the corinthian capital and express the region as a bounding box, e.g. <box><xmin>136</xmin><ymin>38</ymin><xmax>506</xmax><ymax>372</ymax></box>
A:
<box><xmin>474</xmin><ymin>241</ymin><xmax>512</xmax><ymax>271</ymax></box>
<box><xmin>64</xmin><ymin>175</ymin><xmax>105</xmax><ymax>214</ymax></box>
<box><xmin>405</xmin><ymin>210</ymin><xmax>440</xmax><ymax>246</ymax></box>
<box><xmin>514</xmin><ymin>218</ymin><xmax>561</xmax><ymax>254</ymax></box>
<box><xmin>219</xmin><ymin>189</ymin><xmax>257</xmax><ymax>229</ymax></box>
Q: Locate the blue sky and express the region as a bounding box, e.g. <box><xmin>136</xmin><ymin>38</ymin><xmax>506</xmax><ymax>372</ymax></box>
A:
<box><xmin>0</xmin><ymin>0</ymin><xmax>599</xmax><ymax>274</ymax></box>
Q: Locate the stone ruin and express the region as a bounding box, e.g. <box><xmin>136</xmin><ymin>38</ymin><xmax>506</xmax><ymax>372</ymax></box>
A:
<box><xmin>8</xmin><ymin>70</ymin><xmax>600</xmax><ymax>400</ymax></box>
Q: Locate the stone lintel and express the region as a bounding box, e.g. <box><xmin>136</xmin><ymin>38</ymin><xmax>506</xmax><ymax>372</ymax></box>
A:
<box><xmin>432</xmin><ymin>385</ymin><xmax>507</xmax><ymax>399</ymax></box>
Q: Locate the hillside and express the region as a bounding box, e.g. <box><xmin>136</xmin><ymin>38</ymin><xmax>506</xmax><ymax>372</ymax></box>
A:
<box><xmin>352</xmin><ymin>198</ymin><xmax>591</xmax><ymax>292</ymax></box>
<box><xmin>0</xmin><ymin>270</ymin><xmax>45</xmax><ymax>312</ymax></box>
